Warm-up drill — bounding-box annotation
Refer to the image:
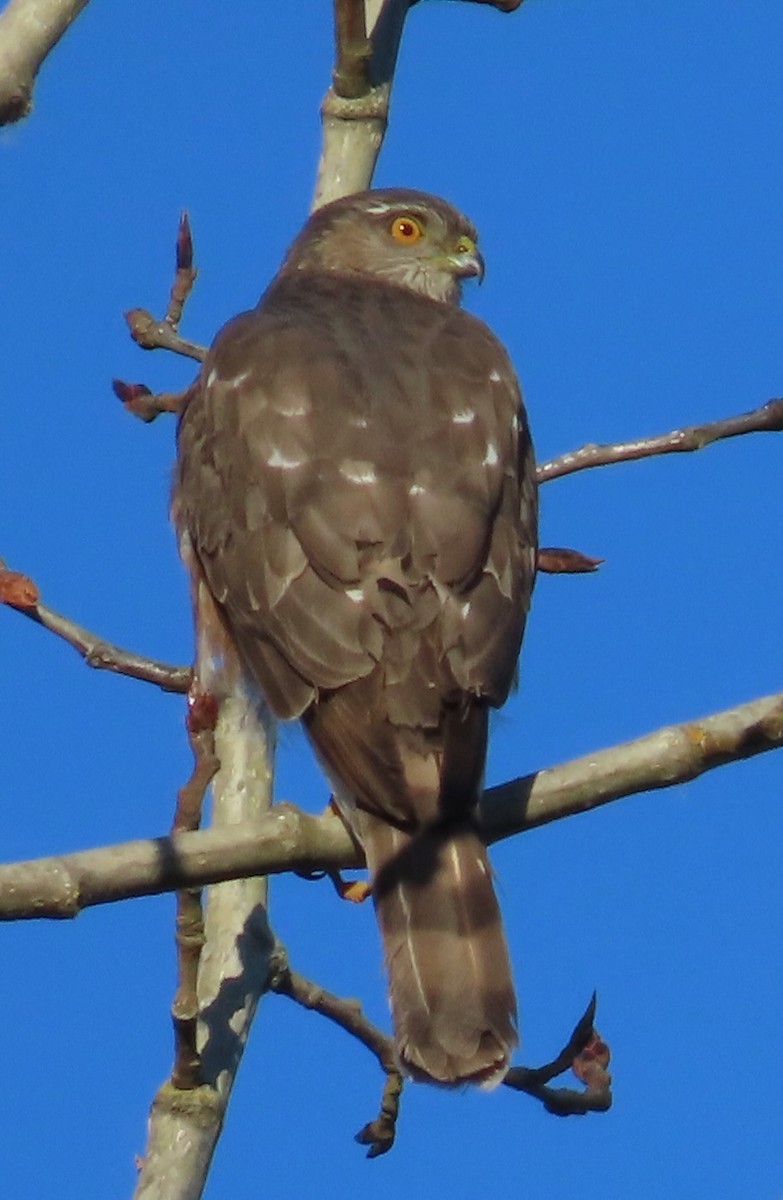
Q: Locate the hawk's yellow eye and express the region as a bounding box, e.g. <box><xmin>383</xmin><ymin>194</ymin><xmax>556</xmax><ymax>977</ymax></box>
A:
<box><xmin>390</xmin><ymin>215</ymin><xmax>424</xmax><ymax>244</ymax></box>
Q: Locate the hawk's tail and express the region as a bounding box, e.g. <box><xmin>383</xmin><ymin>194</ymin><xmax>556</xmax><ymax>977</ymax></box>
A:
<box><xmin>361</xmin><ymin>813</ymin><xmax>518</xmax><ymax>1087</ymax></box>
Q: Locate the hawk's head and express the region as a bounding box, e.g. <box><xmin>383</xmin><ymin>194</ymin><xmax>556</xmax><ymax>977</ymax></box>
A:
<box><xmin>281</xmin><ymin>188</ymin><xmax>484</xmax><ymax>305</ymax></box>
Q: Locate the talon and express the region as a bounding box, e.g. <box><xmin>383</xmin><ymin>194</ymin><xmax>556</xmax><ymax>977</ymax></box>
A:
<box><xmin>330</xmin><ymin>873</ymin><xmax>372</xmax><ymax>904</ymax></box>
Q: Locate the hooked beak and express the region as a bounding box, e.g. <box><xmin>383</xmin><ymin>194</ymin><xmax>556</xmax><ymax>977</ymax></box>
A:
<box><xmin>448</xmin><ymin>236</ymin><xmax>485</xmax><ymax>284</ymax></box>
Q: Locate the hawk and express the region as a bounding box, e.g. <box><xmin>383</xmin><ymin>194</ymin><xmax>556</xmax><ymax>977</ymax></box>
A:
<box><xmin>173</xmin><ymin>189</ymin><xmax>538</xmax><ymax>1086</ymax></box>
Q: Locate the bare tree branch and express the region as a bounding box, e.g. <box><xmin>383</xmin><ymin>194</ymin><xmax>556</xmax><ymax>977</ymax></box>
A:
<box><xmin>536</xmin><ymin>398</ymin><xmax>783</xmax><ymax>483</ymax></box>
<box><xmin>112</xmin><ymin>211</ymin><xmax>204</xmax><ymax>432</ymax></box>
<box><xmin>123</xmin><ymin>308</ymin><xmax>206</xmax><ymax>363</ymax></box>
<box><xmin>112</xmin><ymin>379</ymin><xmax>194</xmax><ymax>424</ymax></box>
<box><xmin>271</xmin><ymin>955</ymin><xmax>403</xmax><ymax>1157</ymax></box>
<box><xmin>169</xmin><ymin>695</ymin><xmax>219</xmax><ymax>1092</ymax></box>
<box><xmin>504</xmin><ymin>995</ymin><xmax>612</xmax><ymax>1115</ymax></box>
<box><xmin>0</xmin><ymin>0</ymin><xmax>90</xmax><ymax>125</ymax></box>
<box><xmin>133</xmin><ymin>624</ymin><xmax>277</xmax><ymax>1199</ymax></box>
<box><xmin>314</xmin><ymin>0</ymin><xmax>412</xmax><ymax>208</ymax></box>
<box><xmin>271</xmin><ymin>962</ymin><xmax>607</xmax><ymax>1156</ymax></box>
<box><xmin>537</xmin><ymin>546</ymin><xmax>603</xmax><ymax>574</ymax></box>
<box><xmin>2</xmin><ymin>690</ymin><xmax>780</xmax><ymax>922</ymax></box>
<box><xmin>0</xmin><ymin>561</ymin><xmax>191</xmax><ymax>693</ymax></box>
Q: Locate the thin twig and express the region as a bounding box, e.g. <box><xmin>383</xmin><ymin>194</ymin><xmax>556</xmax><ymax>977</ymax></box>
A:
<box><xmin>0</xmin><ymin>563</ymin><xmax>191</xmax><ymax>693</ymax></box>
<box><xmin>274</xmin><ymin>962</ymin><xmax>605</xmax><ymax>1149</ymax></box>
<box><xmin>272</xmin><ymin>961</ymin><xmax>397</xmax><ymax>1069</ymax></box>
<box><xmin>170</xmin><ymin>693</ymin><xmax>219</xmax><ymax>1091</ymax></box>
<box><xmin>132</xmin><ymin>617</ymin><xmax>277</xmax><ymax>1199</ymax></box>
<box><xmin>537</xmin><ymin>398</ymin><xmax>783</xmax><ymax>483</ymax></box>
<box><xmin>165</xmin><ymin>213</ymin><xmax>198</xmax><ymax>329</ymax></box>
<box><xmin>537</xmin><ymin>546</ymin><xmax>602</xmax><ymax>574</ymax></box>
<box><xmin>1</xmin><ymin>690</ymin><xmax>780</xmax><ymax>921</ymax></box>
<box><xmin>503</xmin><ymin>994</ymin><xmax>612</xmax><ymax>1115</ymax></box>
<box><xmin>123</xmin><ymin>309</ymin><xmax>206</xmax><ymax>361</ymax></box>
<box><xmin>112</xmin><ymin>379</ymin><xmax>193</xmax><ymax>423</ymax></box>
<box><xmin>271</xmin><ymin>957</ymin><xmax>403</xmax><ymax>1157</ymax></box>
<box><xmin>117</xmin><ymin>211</ymin><xmax>205</xmax><ymax>378</ymax></box>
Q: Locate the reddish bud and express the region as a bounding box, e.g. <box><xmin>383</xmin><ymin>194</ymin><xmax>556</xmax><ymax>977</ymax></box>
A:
<box><xmin>0</xmin><ymin>567</ymin><xmax>39</xmax><ymax>609</ymax></box>
<box><xmin>176</xmin><ymin>212</ymin><xmax>194</xmax><ymax>272</ymax></box>
<box><xmin>187</xmin><ymin>691</ymin><xmax>219</xmax><ymax>734</ymax></box>
<box><xmin>538</xmin><ymin>546</ymin><xmax>604</xmax><ymax>574</ymax></box>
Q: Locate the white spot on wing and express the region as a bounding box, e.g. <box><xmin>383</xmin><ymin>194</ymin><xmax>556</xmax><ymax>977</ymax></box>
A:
<box><xmin>489</xmin><ymin>368</ymin><xmax>502</xmax><ymax>383</ymax></box>
<box><xmin>460</xmin><ymin>601</ymin><xmax>471</xmax><ymax>618</ymax></box>
<box><xmin>278</xmin><ymin>395</ymin><xmax>311</xmax><ymax>417</ymax></box>
<box><xmin>340</xmin><ymin>460</ymin><xmax>377</xmax><ymax>485</ymax></box>
<box><xmin>227</xmin><ymin>368</ymin><xmax>252</xmax><ymax>388</ymax></box>
<box><xmin>206</xmin><ymin>367</ymin><xmax>218</xmax><ymax>388</ymax></box>
<box><xmin>268</xmin><ymin>448</ymin><xmax>303</xmax><ymax>470</ymax></box>
<box><xmin>452</xmin><ymin>408</ymin><xmax>475</xmax><ymax>425</ymax></box>
<box><xmin>345</xmin><ymin>588</ymin><xmax>364</xmax><ymax>604</ymax></box>
<box><xmin>408</xmin><ymin>483</ymin><xmax>426</xmax><ymax>496</ymax></box>
<box><xmin>483</xmin><ymin>441</ymin><xmax>499</xmax><ymax>467</ymax></box>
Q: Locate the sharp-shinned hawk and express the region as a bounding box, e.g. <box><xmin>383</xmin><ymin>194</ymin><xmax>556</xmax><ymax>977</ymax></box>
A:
<box><xmin>173</xmin><ymin>188</ymin><xmax>538</xmax><ymax>1086</ymax></box>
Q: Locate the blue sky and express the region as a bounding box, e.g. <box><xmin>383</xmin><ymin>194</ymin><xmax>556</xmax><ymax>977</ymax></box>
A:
<box><xmin>2</xmin><ymin>1</ymin><xmax>782</xmax><ymax>1196</ymax></box>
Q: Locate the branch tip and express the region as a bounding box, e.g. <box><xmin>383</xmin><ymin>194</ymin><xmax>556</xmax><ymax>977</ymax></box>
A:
<box><xmin>0</xmin><ymin>564</ymin><xmax>39</xmax><ymax>609</ymax></box>
<box><xmin>176</xmin><ymin>211</ymin><xmax>194</xmax><ymax>272</ymax></box>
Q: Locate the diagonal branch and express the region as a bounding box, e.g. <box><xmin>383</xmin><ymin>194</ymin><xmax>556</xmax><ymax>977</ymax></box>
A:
<box><xmin>0</xmin><ymin>0</ymin><xmax>90</xmax><ymax>125</ymax></box>
<box><xmin>1</xmin><ymin>690</ymin><xmax>780</xmax><ymax>921</ymax></box>
<box><xmin>0</xmin><ymin>562</ymin><xmax>191</xmax><ymax>693</ymax></box>
<box><xmin>536</xmin><ymin>398</ymin><xmax>783</xmax><ymax>483</ymax></box>
<box><xmin>270</xmin><ymin>956</ymin><xmax>403</xmax><ymax>1158</ymax></box>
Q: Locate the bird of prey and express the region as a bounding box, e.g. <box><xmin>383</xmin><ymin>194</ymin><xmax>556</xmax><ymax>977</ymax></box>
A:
<box><xmin>173</xmin><ymin>188</ymin><xmax>538</xmax><ymax>1086</ymax></box>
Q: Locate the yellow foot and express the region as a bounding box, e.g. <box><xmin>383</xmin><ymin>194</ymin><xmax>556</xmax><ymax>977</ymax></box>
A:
<box><xmin>329</xmin><ymin>873</ymin><xmax>372</xmax><ymax>904</ymax></box>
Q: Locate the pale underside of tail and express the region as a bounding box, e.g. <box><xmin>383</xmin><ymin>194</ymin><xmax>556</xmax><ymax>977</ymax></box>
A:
<box><xmin>361</xmin><ymin>813</ymin><xmax>518</xmax><ymax>1087</ymax></box>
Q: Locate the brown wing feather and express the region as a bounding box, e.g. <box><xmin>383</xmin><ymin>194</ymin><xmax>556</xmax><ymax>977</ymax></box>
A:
<box><xmin>175</xmin><ymin>274</ymin><xmax>536</xmax><ymax>721</ymax></box>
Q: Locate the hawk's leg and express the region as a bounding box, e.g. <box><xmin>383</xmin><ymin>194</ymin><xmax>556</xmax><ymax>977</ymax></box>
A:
<box><xmin>326</xmin><ymin>797</ymin><xmax>371</xmax><ymax>903</ymax></box>
<box><xmin>329</xmin><ymin>873</ymin><xmax>372</xmax><ymax>904</ymax></box>
<box><xmin>294</xmin><ymin>800</ymin><xmax>372</xmax><ymax>903</ymax></box>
